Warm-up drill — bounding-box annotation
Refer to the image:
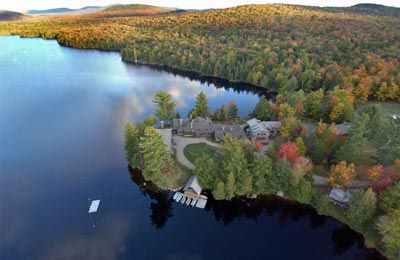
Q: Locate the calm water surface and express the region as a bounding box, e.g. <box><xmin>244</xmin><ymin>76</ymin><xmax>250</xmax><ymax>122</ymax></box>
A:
<box><xmin>0</xmin><ymin>36</ymin><xmax>384</xmax><ymax>259</ymax></box>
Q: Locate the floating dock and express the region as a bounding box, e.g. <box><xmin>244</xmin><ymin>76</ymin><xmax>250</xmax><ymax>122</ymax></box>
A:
<box><xmin>173</xmin><ymin>192</ymin><xmax>207</xmax><ymax>209</ymax></box>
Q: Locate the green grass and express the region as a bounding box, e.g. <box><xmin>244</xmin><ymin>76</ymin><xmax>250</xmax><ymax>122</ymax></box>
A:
<box><xmin>183</xmin><ymin>143</ymin><xmax>219</xmax><ymax>164</ymax></box>
<box><xmin>356</xmin><ymin>101</ymin><xmax>400</xmax><ymax>118</ymax></box>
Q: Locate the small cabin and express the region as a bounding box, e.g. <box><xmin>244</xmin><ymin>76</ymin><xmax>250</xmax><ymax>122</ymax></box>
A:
<box><xmin>173</xmin><ymin>175</ymin><xmax>207</xmax><ymax>209</ymax></box>
<box><xmin>329</xmin><ymin>188</ymin><xmax>355</xmax><ymax>207</ymax></box>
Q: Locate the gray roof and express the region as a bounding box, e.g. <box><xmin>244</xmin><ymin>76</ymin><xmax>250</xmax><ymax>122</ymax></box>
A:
<box><xmin>329</xmin><ymin>188</ymin><xmax>355</xmax><ymax>204</ymax></box>
<box><xmin>335</xmin><ymin>124</ymin><xmax>351</xmax><ymax>134</ymax></box>
<box><xmin>184</xmin><ymin>175</ymin><xmax>202</xmax><ymax>195</ymax></box>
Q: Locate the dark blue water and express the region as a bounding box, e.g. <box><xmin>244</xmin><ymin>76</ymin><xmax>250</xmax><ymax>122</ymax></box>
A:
<box><xmin>0</xmin><ymin>36</ymin><xmax>383</xmax><ymax>260</ymax></box>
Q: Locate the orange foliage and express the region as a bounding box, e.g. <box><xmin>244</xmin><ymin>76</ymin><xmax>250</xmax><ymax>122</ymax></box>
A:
<box><xmin>328</xmin><ymin>161</ymin><xmax>356</xmax><ymax>189</ymax></box>
<box><xmin>277</xmin><ymin>141</ymin><xmax>299</xmax><ymax>164</ymax></box>
<box><xmin>367</xmin><ymin>165</ymin><xmax>384</xmax><ymax>184</ymax></box>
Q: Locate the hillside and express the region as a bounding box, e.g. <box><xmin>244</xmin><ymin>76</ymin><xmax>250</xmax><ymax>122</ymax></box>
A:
<box><xmin>0</xmin><ymin>4</ymin><xmax>398</xmax><ymax>104</ymax></box>
<box><xmin>0</xmin><ymin>10</ymin><xmax>26</xmax><ymax>21</ymax></box>
<box><xmin>27</xmin><ymin>6</ymin><xmax>104</xmax><ymax>15</ymax></box>
<box><xmin>95</xmin><ymin>4</ymin><xmax>179</xmax><ymax>18</ymax></box>
<box><xmin>317</xmin><ymin>3</ymin><xmax>400</xmax><ymax>17</ymax></box>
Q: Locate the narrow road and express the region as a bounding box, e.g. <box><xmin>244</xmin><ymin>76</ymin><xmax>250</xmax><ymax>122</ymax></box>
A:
<box><xmin>313</xmin><ymin>175</ymin><xmax>370</xmax><ymax>188</ymax></box>
<box><xmin>174</xmin><ymin>136</ymin><xmax>221</xmax><ymax>170</ymax></box>
<box><xmin>174</xmin><ymin>135</ymin><xmax>371</xmax><ymax>188</ymax></box>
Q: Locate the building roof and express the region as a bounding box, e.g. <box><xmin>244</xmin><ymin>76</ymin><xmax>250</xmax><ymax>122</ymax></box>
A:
<box><xmin>184</xmin><ymin>175</ymin><xmax>202</xmax><ymax>195</ymax></box>
<box><xmin>335</xmin><ymin>124</ymin><xmax>351</xmax><ymax>134</ymax></box>
<box><xmin>329</xmin><ymin>188</ymin><xmax>355</xmax><ymax>204</ymax></box>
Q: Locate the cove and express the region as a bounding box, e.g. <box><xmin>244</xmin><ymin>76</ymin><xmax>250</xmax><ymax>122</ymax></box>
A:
<box><xmin>0</xmin><ymin>36</ymin><xmax>384</xmax><ymax>259</ymax></box>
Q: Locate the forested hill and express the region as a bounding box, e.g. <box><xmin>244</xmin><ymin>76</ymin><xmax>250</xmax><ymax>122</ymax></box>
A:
<box><xmin>94</xmin><ymin>4</ymin><xmax>181</xmax><ymax>18</ymax></box>
<box><xmin>315</xmin><ymin>3</ymin><xmax>400</xmax><ymax>17</ymax></box>
<box><xmin>27</xmin><ymin>6</ymin><xmax>104</xmax><ymax>15</ymax></box>
<box><xmin>0</xmin><ymin>4</ymin><xmax>399</xmax><ymax>103</ymax></box>
<box><xmin>0</xmin><ymin>10</ymin><xmax>27</xmax><ymax>21</ymax></box>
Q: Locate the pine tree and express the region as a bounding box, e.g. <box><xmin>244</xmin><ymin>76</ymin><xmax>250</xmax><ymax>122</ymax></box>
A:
<box><xmin>194</xmin><ymin>154</ymin><xmax>218</xmax><ymax>189</ymax></box>
<box><xmin>124</xmin><ymin>123</ymin><xmax>142</xmax><ymax>169</ymax></box>
<box><xmin>377</xmin><ymin>209</ymin><xmax>400</xmax><ymax>259</ymax></box>
<box><xmin>139</xmin><ymin>127</ymin><xmax>173</xmax><ymax>185</ymax></box>
<box><xmin>227</xmin><ymin>101</ymin><xmax>238</xmax><ymax>118</ymax></box>
<box><xmin>348</xmin><ymin>189</ymin><xmax>377</xmax><ymax>231</ymax></box>
<box><xmin>153</xmin><ymin>91</ymin><xmax>176</xmax><ymax>120</ymax></box>
<box><xmin>213</xmin><ymin>180</ymin><xmax>226</xmax><ymax>200</ymax></box>
<box><xmin>194</xmin><ymin>91</ymin><xmax>210</xmax><ymax>117</ymax></box>
<box><xmin>225</xmin><ymin>172</ymin><xmax>236</xmax><ymax>200</ymax></box>
<box><xmin>337</xmin><ymin>114</ymin><xmax>368</xmax><ymax>163</ymax></box>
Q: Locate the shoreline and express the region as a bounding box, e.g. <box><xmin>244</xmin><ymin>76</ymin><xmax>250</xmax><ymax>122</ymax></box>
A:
<box><xmin>4</xmin><ymin>34</ymin><xmax>278</xmax><ymax>99</ymax></box>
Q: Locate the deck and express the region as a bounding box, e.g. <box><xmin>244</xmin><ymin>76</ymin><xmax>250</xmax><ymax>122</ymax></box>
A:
<box><xmin>173</xmin><ymin>192</ymin><xmax>207</xmax><ymax>209</ymax></box>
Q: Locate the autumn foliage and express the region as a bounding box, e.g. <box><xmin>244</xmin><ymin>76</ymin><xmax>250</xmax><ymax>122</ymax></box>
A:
<box><xmin>328</xmin><ymin>161</ymin><xmax>356</xmax><ymax>189</ymax></box>
<box><xmin>277</xmin><ymin>141</ymin><xmax>299</xmax><ymax>164</ymax></box>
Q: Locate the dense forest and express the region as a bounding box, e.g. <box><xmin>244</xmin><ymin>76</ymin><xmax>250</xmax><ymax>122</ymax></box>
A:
<box><xmin>0</xmin><ymin>4</ymin><xmax>399</xmax><ymax>103</ymax></box>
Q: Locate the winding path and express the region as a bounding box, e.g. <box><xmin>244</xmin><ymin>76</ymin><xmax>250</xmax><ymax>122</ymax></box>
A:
<box><xmin>174</xmin><ymin>136</ymin><xmax>221</xmax><ymax>170</ymax></box>
<box><xmin>174</xmin><ymin>136</ymin><xmax>371</xmax><ymax>188</ymax></box>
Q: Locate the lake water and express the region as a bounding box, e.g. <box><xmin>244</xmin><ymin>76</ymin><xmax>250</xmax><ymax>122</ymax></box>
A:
<box><xmin>0</xmin><ymin>36</ymin><xmax>384</xmax><ymax>259</ymax></box>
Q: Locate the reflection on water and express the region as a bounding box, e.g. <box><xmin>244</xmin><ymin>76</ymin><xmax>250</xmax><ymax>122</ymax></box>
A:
<box><xmin>0</xmin><ymin>36</ymin><xmax>385</xmax><ymax>259</ymax></box>
<box><xmin>129</xmin><ymin>169</ymin><xmax>385</xmax><ymax>259</ymax></box>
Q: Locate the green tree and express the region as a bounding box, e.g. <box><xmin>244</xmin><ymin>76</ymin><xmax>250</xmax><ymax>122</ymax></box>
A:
<box><xmin>194</xmin><ymin>153</ymin><xmax>218</xmax><ymax>189</ymax></box>
<box><xmin>377</xmin><ymin>209</ymin><xmax>400</xmax><ymax>259</ymax></box>
<box><xmin>214</xmin><ymin>105</ymin><xmax>227</xmax><ymax>121</ymax></box>
<box><xmin>213</xmin><ymin>180</ymin><xmax>226</xmax><ymax>200</ymax></box>
<box><xmin>252</xmin><ymin>96</ymin><xmax>276</xmax><ymax>121</ymax></box>
<box><xmin>139</xmin><ymin>127</ymin><xmax>173</xmax><ymax>186</ymax></box>
<box><xmin>252</xmin><ymin>154</ymin><xmax>273</xmax><ymax>194</ymax></box>
<box><xmin>289</xmin><ymin>179</ymin><xmax>313</xmax><ymax>204</ymax></box>
<box><xmin>194</xmin><ymin>91</ymin><xmax>210</xmax><ymax>117</ymax></box>
<box><xmin>348</xmin><ymin>189</ymin><xmax>377</xmax><ymax>231</ymax></box>
<box><xmin>273</xmin><ymin>158</ymin><xmax>292</xmax><ymax>193</ymax></box>
<box><xmin>153</xmin><ymin>91</ymin><xmax>176</xmax><ymax>120</ymax></box>
<box><xmin>225</xmin><ymin>172</ymin><xmax>236</xmax><ymax>200</ymax></box>
<box><xmin>227</xmin><ymin>101</ymin><xmax>238</xmax><ymax>118</ymax></box>
<box><xmin>379</xmin><ymin>181</ymin><xmax>400</xmax><ymax>213</ymax></box>
<box><xmin>124</xmin><ymin>123</ymin><xmax>142</xmax><ymax>169</ymax></box>
<box><xmin>337</xmin><ymin>114</ymin><xmax>368</xmax><ymax>163</ymax></box>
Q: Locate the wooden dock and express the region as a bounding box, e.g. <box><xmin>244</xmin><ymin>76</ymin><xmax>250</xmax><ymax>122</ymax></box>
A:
<box><xmin>173</xmin><ymin>192</ymin><xmax>207</xmax><ymax>209</ymax></box>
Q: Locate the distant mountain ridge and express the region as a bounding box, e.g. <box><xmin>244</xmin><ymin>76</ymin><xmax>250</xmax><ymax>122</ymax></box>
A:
<box><xmin>305</xmin><ymin>3</ymin><xmax>400</xmax><ymax>17</ymax></box>
<box><xmin>27</xmin><ymin>6</ymin><xmax>104</xmax><ymax>14</ymax></box>
<box><xmin>0</xmin><ymin>10</ymin><xmax>26</xmax><ymax>20</ymax></box>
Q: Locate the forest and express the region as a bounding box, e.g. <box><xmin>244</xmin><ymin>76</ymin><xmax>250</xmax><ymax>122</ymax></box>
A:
<box><xmin>0</xmin><ymin>4</ymin><xmax>399</xmax><ymax>103</ymax></box>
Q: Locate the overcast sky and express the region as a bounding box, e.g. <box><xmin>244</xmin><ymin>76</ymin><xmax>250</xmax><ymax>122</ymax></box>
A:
<box><xmin>1</xmin><ymin>0</ymin><xmax>399</xmax><ymax>12</ymax></box>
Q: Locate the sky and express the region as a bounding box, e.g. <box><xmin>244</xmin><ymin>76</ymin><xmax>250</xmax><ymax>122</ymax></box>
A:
<box><xmin>1</xmin><ymin>0</ymin><xmax>399</xmax><ymax>12</ymax></box>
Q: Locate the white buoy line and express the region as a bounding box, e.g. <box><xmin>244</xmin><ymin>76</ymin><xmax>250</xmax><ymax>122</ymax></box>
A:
<box><xmin>87</xmin><ymin>186</ymin><xmax>164</xmax><ymax>228</ymax></box>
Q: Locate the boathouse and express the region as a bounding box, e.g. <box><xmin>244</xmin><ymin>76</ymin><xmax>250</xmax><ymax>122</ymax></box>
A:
<box><xmin>173</xmin><ymin>175</ymin><xmax>207</xmax><ymax>209</ymax></box>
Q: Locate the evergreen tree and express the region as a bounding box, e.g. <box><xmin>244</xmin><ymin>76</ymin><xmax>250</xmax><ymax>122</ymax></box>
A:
<box><xmin>213</xmin><ymin>180</ymin><xmax>226</xmax><ymax>200</ymax></box>
<box><xmin>227</xmin><ymin>101</ymin><xmax>238</xmax><ymax>118</ymax></box>
<box><xmin>194</xmin><ymin>153</ymin><xmax>218</xmax><ymax>189</ymax></box>
<box><xmin>194</xmin><ymin>91</ymin><xmax>210</xmax><ymax>117</ymax></box>
<box><xmin>252</xmin><ymin>154</ymin><xmax>273</xmax><ymax>194</ymax></box>
<box><xmin>377</xmin><ymin>209</ymin><xmax>400</xmax><ymax>259</ymax></box>
<box><xmin>252</xmin><ymin>96</ymin><xmax>276</xmax><ymax>121</ymax></box>
<box><xmin>153</xmin><ymin>91</ymin><xmax>176</xmax><ymax>120</ymax></box>
<box><xmin>214</xmin><ymin>105</ymin><xmax>227</xmax><ymax>121</ymax></box>
<box><xmin>225</xmin><ymin>172</ymin><xmax>236</xmax><ymax>200</ymax></box>
<box><xmin>337</xmin><ymin>114</ymin><xmax>368</xmax><ymax>163</ymax></box>
<box><xmin>348</xmin><ymin>189</ymin><xmax>377</xmax><ymax>231</ymax></box>
<box><xmin>139</xmin><ymin>127</ymin><xmax>173</xmax><ymax>185</ymax></box>
<box><xmin>124</xmin><ymin>123</ymin><xmax>142</xmax><ymax>169</ymax></box>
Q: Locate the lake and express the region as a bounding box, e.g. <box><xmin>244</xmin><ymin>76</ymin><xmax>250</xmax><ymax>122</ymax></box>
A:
<box><xmin>0</xmin><ymin>36</ymin><xmax>384</xmax><ymax>259</ymax></box>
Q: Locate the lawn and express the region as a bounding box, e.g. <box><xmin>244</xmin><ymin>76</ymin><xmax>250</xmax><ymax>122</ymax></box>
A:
<box><xmin>183</xmin><ymin>143</ymin><xmax>219</xmax><ymax>164</ymax></box>
<box><xmin>356</xmin><ymin>101</ymin><xmax>400</xmax><ymax>118</ymax></box>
